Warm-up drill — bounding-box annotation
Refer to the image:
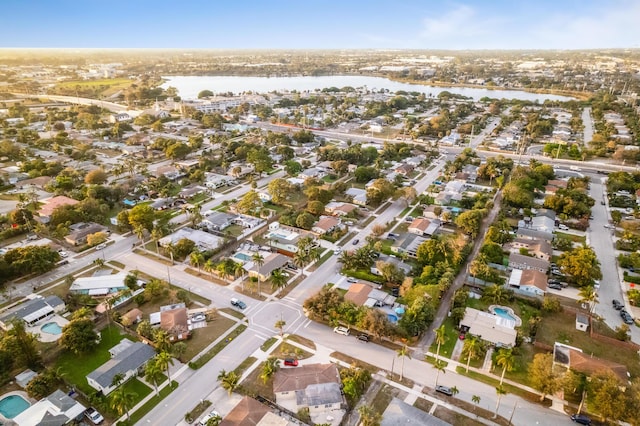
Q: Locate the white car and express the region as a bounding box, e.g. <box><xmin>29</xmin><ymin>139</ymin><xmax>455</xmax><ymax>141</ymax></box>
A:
<box><xmin>85</xmin><ymin>407</ymin><xmax>104</xmax><ymax>424</ymax></box>
<box><xmin>333</xmin><ymin>326</ymin><xmax>350</xmax><ymax>336</ymax></box>
<box><xmin>58</xmin><ymin>250</ymin><xmax>68</xmax><ymax>258</ymax></box>
<box><xmin>198</xmin><ymin>410</ymin><xmax>221</xmax><ymax>426</ymax></box>
<box><xmin>191</xmin><ymin>313</ymin><xmax>206</xmax><ymax>322</ymax></box>
<box><xmin>95</xmin><ymin>243</ymin><xmax>106</xmax><ymax>250</ymax></box>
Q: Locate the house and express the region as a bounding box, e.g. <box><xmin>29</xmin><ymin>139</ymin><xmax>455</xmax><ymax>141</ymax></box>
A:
<box><xmin>312</xmin><ymin>216</ymin><xmax>340</xmax><ymax>235</ymax></box>
<box><xmin>553</xmin><ymin>343</ymin><xmax>628</xmax><ymax>383</ymax></box>
<box><xmin>219</xmin><ymin>396</ymin><xmax>284</xmax><ymax>426</ymax></box>
<box><xmin>344</xmin><ymin>283</ymin><xmax>394</xmax><ymax>307</ymax></box>
<box><xmin>160</xmin><ymin>306</ymin><xmax>190</xmax><ymax>342</ymax></box>
<box><xmin>258</xmin><ymin>192</ymin><xmax>272</xmax><ymax>202</ymax></box>
<box><xmin>205</xmin><ymin>173</ymin><xmax>235</xmax><ymax>189</ymax></box>
<box><xmin>506</xmin><ymin>238</ymin><xmax>552</xmax><ymax>261</ymax></box>
<box><xmin>0</xmin><ymin>296</ymin><xmax>65</xmax><ymax>330</ymax></box>
<box><xmin>508</xmin><ymin>253</ymin><xmax>549</xmax><ymax>273</ymax></box>
<box><xmin>576</xmin><ymin>313</ymin><xmax>589</xmax><ymax>332</ymax></box>
<box><xmin>37</xmin><ymin>196</ymin><xmax>79</xmax><ymax>223</ymax></box>
<box><xmin>159</xmin><ymin>227</ymin><xmax>224</xmax><ymax>251</ymax></box>
<box><xmin>459</xmin><ymin>308</ymin><xmax>517</xmax><ymax>348</ymax></box>
<box><xmin>264</xmin><ymin>222</ymin><xmax>315</xmax><ymax>254</ymax></box>
<box><xmin>508</xmin><ymin>269</ymin><xmax>547</xmax><ymax>297</ymax></box>
<box><xmin>462</xmin><ymin>164</ymin><xmax>479</xmax><ymax>183</ymax></box>
<box><xmin>201</xmin><ymin>212</ymin><xmax>237</xmax><ymax>232</ymax></box>
<box><xmin>345</xmin><ymin>187</ymin><xmax>367</xmax><ymax>206</ymax></box>
<box><xmin>390</xmin><ymin>233</ymin><xmax>427</xmax><ymax>258</ymax></box>
<box><xmin>69</xmin><ymin>273</ymin><xmax>128</xmax><ymax>296</ymax></box>
<box><xmin>16</xmin><ymin>176</ymin><xmax>53</xmax><ymax>190</ymax></box>
<box><xmin>273</xmin><ymin>363</ymin><xmax>344</xmax><ymax>424</ymax></box>
<box><xmin>516</xmin><ymin>227</ymin><xmax>554</xmax><ymax>242</ymax></box>
<box><xmin>370</xmin><ymin>254</ymin><xmax>412</xmax><ymax>277</ymax></box>
<box><xmin>64</xmin><ymin>222</ymin><xmax>109</xmax><ymax>246</ymax></box>
<box><xmin>248</xmin><ymin>253</ymin><xmax>290</xmax><ymax>282</ymax></box>
<box><xmin>178</xmin><ymin>185</ymin><xmax>206</xmax><ymax>199</ymax></box>
<box><xmin>394</xmin><ymin>164</ymin><xmax>414</xmax><ymax>176</ymax></box>
<box><xmin>122</xmin><ymin>308</ymin><xmax>143</xmax><ymax>325</ymax></box>
<box><xmin>13</xmin><ymin>389</ymin><xmax>86</xmax><ymax>426</ymax></box>
<box><xmin>407</xmin><ymin>218</ymin><xmax>440</xmax><ymax>237</ymax></box>
<box><xmin>381</xmin><ymin>398</ymin><xmax>451</xmax><ymax>426</ymax></box>
<box><xmin>422</xmin><ymin>205</ymin><xmax>441</xmax><ymax>220</ymax></box>
<box><xmin>325</xmin><ymin>202</ymin><xmax>357</xmax><ymax>217</ymax></box>
<box><xmin>86</xmin><ymin>340</ymin><xmax>156</xmax><ymax>395</ymax></box>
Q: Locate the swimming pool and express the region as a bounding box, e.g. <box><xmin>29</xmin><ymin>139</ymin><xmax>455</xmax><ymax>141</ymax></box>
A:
<box><xmin>387</xmin><ymin>314</ymin><xmax>398</xmax><ymax>323</ymax></box>
<box><xmin>268</xmin><ymin>232</ymin><xmax>289</xmax><ymax>239</ymax></box>
<box><xmin>0</xmin><ymin>395</ymin><xmax>30</xmax><ymax>419</ymax></box>
<box><xmin>233</xmin><ymin>252</ymin><xmax>251</xmax><ymax>261</ymax></box>
<box><xmin>41</xmin><ymin>322</ymin><xmax>62</xmax><ymax>335</ymax></box>
<box><xmin>492</xmin><ymin>307</ymin><xmax>517</xmax><ymax>322</ymax></box>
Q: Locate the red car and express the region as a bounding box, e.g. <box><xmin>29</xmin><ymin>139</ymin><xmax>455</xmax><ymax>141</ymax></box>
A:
<box><xmin>283</xmin><ymin>358</ymin><xmax>299</xmax><ymax>367</ymax></box>
<box><xmin>459</xmin><ymin>333</ymin><xmax>466</xmax><ymax>340</ymax></box>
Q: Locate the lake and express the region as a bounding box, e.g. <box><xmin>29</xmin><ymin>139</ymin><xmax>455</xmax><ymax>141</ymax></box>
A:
<box><xmin>160</xmin><ymin>75</ymin><xmax>575</xmax><ymax>102</ymax></box>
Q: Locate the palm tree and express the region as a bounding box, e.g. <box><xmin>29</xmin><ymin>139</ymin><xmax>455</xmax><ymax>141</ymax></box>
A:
<box><xmin>433</xmin><ymin>359</ymin><xmax>446</xmax><ymax>386</ymax></box>
<box><xmin>144</xmin><ymin>359</ymin><xmax>164</xmax><ymax>395</ymax></box>
<box><xmin>578</xmin><ymin>285</ymin><xmax>599</xmax><ymax>322</ymax></box>
<box><xmin>494</xmin><ymin>385</ymin><xmax>507</xmax><ymax>418</ymax></box>
<box><xmin>483</xmin><ymin>284</ymin><xmax>510</xmax><ymax>305</ymax></box>
<box><xmin>234</xmin><ymin>261</ymin><xmax>246</xmax><ymax>291</ymax></box>
<box><xmin>156</xmin><ymin>352</ymin><xmax>174</xmax><ymax>383</ymax></box>
<box><xmin>204</xmin><ymin>258</ymin><xmax>217</xmax><ymax>279</ymax></box>
<box><xmin>434</xmin><ymin>324</ymin><xmax>447</xmax><ymax>361</ymax></box>
<box><xmin>190</xmin><ymin>250</ymin><xmax>204</xmax><ymax>273</ymax></box>
<box><xmin>260</xmin><ymin>356</ymin><xmax>280</xmax><ymax>384</ymax></box>
<box><xmin>358</xmin><ymin>405</ymin><xmax>382</xmax><ymax>426</ymax></box>
<box><xmin>274</xmin><ymin>318</ymin><xmax>286</xmax><ymax>337</ymax></box>
<box><xmin>111</xmin><ymin>372</ymin><xmax>125</xmax><ymax>389</ymax></box>
<box><xmin>270</xmin><ymin>269</ymin><xmax>288</xmax><ymax>291</ymax></box>
<box><xmin>217</xmin><ymin>369</ymin><xmax>239</xmax><ymax>395</ymax></box>
<box><xmin>109</xmin><ymin>386</ymin><xmax>137</xmax><ymax>421</ymax></box>
<box><xmin>472</xmin><ymin>394</ymin><xmax>481</xmax><ymax>414</ymax></box>
<box><xmin>495</xmin><ymin>348</ymin><xmax>515</xmax><ymax>386</ymax></box>
<box><xmin>216</xmin><ymin>262</ymin><xmax>229</xmax><ymax>282</ymax></box>
<box><xmin>450</xmin><ymin>386</ymin><xmax>459</xmax><ymax>397</ymax></box>
<box><xmin>93</xmin><ymin>258</ymin><xmax>105</xmax><ymax>268</ymax></box>
<box><xmin>252</xmin><ymin>253</ymin><xmax>265</xmax><ymax>294</ymax></box>
<box><xmin>396</xmin><ymin>344</ymin><xmax>411</xmax><ymax>381</ymax></box>
<box><xmin>462</xmin><ymin>336</ymin><xmax>481</xmax><ymax>373</ymax></box>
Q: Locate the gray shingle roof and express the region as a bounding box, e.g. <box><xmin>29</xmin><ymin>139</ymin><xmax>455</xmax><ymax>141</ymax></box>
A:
<box><xmin>87</xmin><ymin>341</ymin><xmax>155</xmax><ymax>387</ymax></box>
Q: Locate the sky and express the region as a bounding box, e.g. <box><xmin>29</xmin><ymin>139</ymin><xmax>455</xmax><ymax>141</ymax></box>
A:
<box><xmin>2</xmin><ymin>0</ymin><xmax>639</xmax><ymax>50</ymax></box>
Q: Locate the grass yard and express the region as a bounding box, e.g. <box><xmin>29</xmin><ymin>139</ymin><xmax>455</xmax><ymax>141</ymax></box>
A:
<box><xmin>456</xmin><ymin>367</ymin><xmax>550</xmax><ymax>405</ymax></box>
<box><xmin>429</xmin><ymin>316</ymin><xmax>461</xmax><ymax>359</ymax></box>
<box><xmin>554</xmin><ymin>231</ymin><xmax>586</xmax><ymax>244</ymax></box>
<box><xmin>122</xmin><ymin>378</ymin><xmax>152</xmax><ymax>407</ymax></box>
<box><xmin>275</xmin><ymin>275</ymin><xmax>305</xmax><ymax>299</ymax></box>
<box><xmin>234</xmin><ymin>356</ymin><xmax>257</xmax><ymax>377</ymax></box>
<box><xmin>286</xmin><ymin>334</ymin><xmax>316</xmax><ymax>350</ymax></box>
<box><xmin>329</xmin><ymin>351</ymin><xmax>379</xmax><ymax>374</ymax></box>
<box><xmin>261</xmin><ymin>337</ymin><xmax>277</xmax><ymax>351</ymax></box>
<box><xmin>189</xmin><ymin>324</ymin><xmax>247</xmax><ymax>369</ymax></box>
<box><xmin>56</xmin><ymin>325</ymin><xmax>130</xmax><ymax>394</ymax></box>
<box><xmin>271</xmin><ymin>341</ymin><xmax>313</xmax><ymax>360</ymax></box>
<box><xmin>239</xmin><ymin>361</ymin><xmax>275</xmax><ymax>400</ymax></box>
<box><xmin>370</xmin><ymin>383</ymin><xmax>401</xmax><ymax>415</ymax></box>
<box><xmin>182</xmin><ymin>315</ymin><xmax>236</xmax><ymax>361</ymax></box>
<box><xmin>536</xmin><ymin>310</ymin><xmax>640</xmax><ymax>377</ymax></box>
<box><xmin>124</xmin><ymin>381</ymin><xmax>178</xmax><ymax>425</ymax></box>
<box><xmin>220</xmin><ymin>307</ymin><xmax>245</xmax><ymax>320</ymax></box>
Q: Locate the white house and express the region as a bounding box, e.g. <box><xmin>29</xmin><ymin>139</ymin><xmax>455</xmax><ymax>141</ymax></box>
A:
<box><xmin>14</xmin><ymin>390</ymin><xmax>86</xmax><ymax>426</ymax></box>
<box><xmin>69</xmin><ymin>273</ymin><xmax>129</xmax><ymax>296</ymax></box>
<box><xmin>508</xmin><ymin>269</ymin><xmax>547</xmax><ymax>297</ymax></box>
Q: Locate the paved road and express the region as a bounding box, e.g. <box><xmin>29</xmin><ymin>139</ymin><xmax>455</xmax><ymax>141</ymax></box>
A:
<box><xmin>469</xmin><ymin>117</ymin><xmax>500</xmax><ymax>149</ymax></box>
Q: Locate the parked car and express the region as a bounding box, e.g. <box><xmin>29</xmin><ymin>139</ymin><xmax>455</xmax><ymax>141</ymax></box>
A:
<box><xmin>230</xmin><ymin>298</ymin><xmax>246</xmax><ymax>309</ymax></box>
<box><xmin>95</xmin><ymin>243</ymin><xmax>106</xmax><ymax>250</ymax></box>
<box><xmin>283</xmin><ymin>358</ymin><xmax>299</xmax><ymax>366</ymax></box>
<box><xmin>85</xmin><ymin>408</ymin><xmax>104</xmax><ymax>425</ymax></box>
<box><xmin>601</xmin><ymin>200</ymin><xmax>606</xmax><ymax>205</ymax></box>
<box><xmin>391</xmin><ymin>287</ymin><xmax>400</xmax><ymax>297</ymax></box>
<box><xmin>334</xmin><ymin>248</ymin><xmax>342</xmax><ymax>255</ymax></box>
<box><xmin>356</xmin><ymin>334</ymin><xmax>370</xmax><ymax>342</ymax></box>
<box><xmin>435</xmin><ymin>385</ymin><xmax>453</xmax><ymax>396</ymax></box>
<box><xmin>347</xmin><ymin>277</ymin><xmax>357</xmax><ymax>283</ymax></box>
<box><xmin>623</xmin><ymin>314</ymin><xmax>635</xmax><ymax>325</ymax></box>
<box><xmin>612</xmin><ymin>299</ymin><xmax>623</xmax><ymax>310</ymax></box>
<box><xmin>352</xmin><ymin>239</ymin><xmax>360</xmax><ymax>245</ymax></box>
<box><xmin>198</xmin><ymin>410</ymin><xmax>221</xmax><ymax>426</ymax></box>
<box><xmin>558</xmin><ymin>224</ymin><xmax>569</xmax><ymax>231</ymax></box>
<box><xmin>333</xmin><ymin>326</ymin><xmax>350</xmax><ymax>336</ymax></box>
<box><xmin>548</xmin><ymin>279</ymin><xmax>561</xmax><ymax>285</ymax></box>
<box><xmin>58</xmin><ymin>250</ymin><xmax>68</xmax><ymax>258</ymax></box>
<box><xmin>191</xmin><ymin>313</ymin><xmax>206</xmax><ymax>322</ymax></box>
<box><xmin>570</xmin><ymin>413</ymin><xmax>592</xmax><ymax>425</ymax></box>
<box><xmin>548</xmin><ymin>283</ymin><xmax>563</xmax><ymax>290</ymax></box>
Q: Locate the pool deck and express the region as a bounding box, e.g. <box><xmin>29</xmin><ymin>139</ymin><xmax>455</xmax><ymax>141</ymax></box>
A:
<box><xmin>27</xmin><ymin>314</ymin><xmax>69</xmax><ymax>343</ymax></box>
<box><xmin>488</xmin><ymin>304</ymin><xmax>523</xmax><ymax>327</ymax></box>
<box><xmin>0</xmin><ymin>390</ymin><xmax>33</xmax><ymax>423</ymax></box>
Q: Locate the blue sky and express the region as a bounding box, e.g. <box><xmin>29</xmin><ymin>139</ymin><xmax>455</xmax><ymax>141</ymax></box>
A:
<box><xmin>2</xmin><ymin>0</ymin><xmax>638</xmax><ymax>49</ymax></box>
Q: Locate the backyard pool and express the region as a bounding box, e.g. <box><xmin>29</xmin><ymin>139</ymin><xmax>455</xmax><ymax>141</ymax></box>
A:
<box><xmin>387</xmin><ymin>314</ymin><xmax>398</xmax><ymax>323</ymax></box>
<box><xmin>41</xmin><ymin>322</ymin><xmax>63</xmax><ymax>335</ymax></box>
<box><xmin>488</xmin><ymin>305</ymin><xmax>523</xmax><ymax>327</ymax></box>
<box><xmin>233</xmin><ymin>252</ymin><xmax>251</xmax><ymax>262</ymax></box>
<box><xmin>0</xmin><ymin>394</ymin><xmax>30</xmax><ymax>419</ymax></box>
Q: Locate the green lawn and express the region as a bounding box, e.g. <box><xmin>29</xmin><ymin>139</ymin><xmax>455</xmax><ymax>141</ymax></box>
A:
<box><xmin>122</xmin><ymin>378</ymin><xmax>152</xmax><ymax>407</ymax></box>
<box><xmin>123</xmin><ymin>381</ymin><xmax>178</xmax><ymax>425</ymax></box>
<box><xmin>428</xmin><ymin>316</ymin><xmax>461</xmax><ymax>359</ymax></box>
<box><xmin>554</xmin><ymin>231</ymin><xmax>586</xmax><ymax>244</ymax></box>
<box><xmin>56</xmin><ymin>326</ymin><xmax>130</xmax><ymax>394</ymax></box>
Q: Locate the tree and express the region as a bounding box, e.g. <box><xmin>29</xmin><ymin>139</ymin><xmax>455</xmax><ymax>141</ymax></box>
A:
<box><xmin>109</xmin><ymin>386</ymin><xmax>137</xmax><ymax>421</ymax></box>
<box><xmin>144</xmin><ymin>359</ymin><xmax>164</xmax><ymax>395</ymax></box>
<box><xmin>494</xmin><ymin>385</ymin><xmax>507</xmax><ymax>418</ymax></box>
<box><xmin>529</xmin><ymin>353</ymin><xmax>560</xmax><ymax>401</ymax></box>
<box><xmin>26</xmin><ymin>368</ymin><xmax>61</xmax><ymax>399</ymax></box>
<box><xmin>128</xmin><ymin>204</ymin><xmax>155</xmax><ymax>232</ymax></box>
<box><xmin>172</xmin><ymin>341</ymin><xmax>188</xmax><ymax>362</ymax></box>
<box><xmin>59</xmin><ymin>317</ymin><xmax>98</xmax><ymax>355</ymax></box>
<box><xmin>3</xmin><ymin>319</ymin><xmax>41</xmax><ymax>368</ymax></box>
<box><xmin>433</xmin><ymin>359</ymin><xmax>446</xmax><ymax>386</ymax></box>
<box><xmin>482</xmin><ymin>284</ymin><xmax>512</xmax><ymax>305</ymax></box>
<box><xmin>578</xmin><ymin>285</ymin><xmax>599</xmax><ymax>321</ymax></box>
<box><xmin>434</xmin><ymin>324</ymin><xmax>447</xmax><ymax>362</ymax></box>
<box><xmin>274</xmin><ymin>318</ymin><xmax>286</xmax><ymax>337</ymax></box>
<box><xmin>84</xmin><ymin>169</ymin><xmax>108</xmax><ymax>185</ymax></box>
<box><xmin>284</xmin><ymin>160</ymin><xmax>302</xmax><ymax>176</ymax></box>
<box><xmin>558</xmin><ymin>246</ymin><xmax>602</xmax><ymax>287</ymax></box>
<box><xmin>156</xmin><ymin>352</ymin><xmax>174</xmax><ymax>382</ymax></box>
<box><xmin>166</xmin><ymin>142</ymin><xmax>191</xmax><ymax>160</ymax></box>
<box><xmin>153</xmin><ymin>329</ymin><xmax>172</xmax><ymax>353</ymax></box>
<box><xmin>396</xmin><ymin>344</ymin><xmax>411</xmax><ymax>381</ymax></box>
<box><xmin>237</xmin><ymin>190</ymin><xmax>262</xmax><ymax>214</ymax></box>
<box><xmin>295</xmin><ymin>212</ymin><xmax>315</xmax><ymax>230</ymax></box>
<box><xmin>267</xmin><ymin>178</ymin><xmax>291</xmax><ymax>204</ymax></box>
<box><xmin>611</xmin><ymin>210</ymin><xmax>622</xmax><ymax>225</ymax></box>
<box><xmin>271</xmin><ymin>269</ymin><xmax>288</xmax><ymax>291</ymax></box>
<box><xmin>198</xmin><ymin>90</ymin><xmax>214</xmax><ymax>98</ymax></box>
<box><xmin>260</xmin><ymin>356</ymin><xmax>281</xmax><ymax>384</ymax></box>
<box><xmin>358</xmin><ymin>405</ymin><xmax>382</xmax><ymax>426</ymax></box>
<box><xmin>462</xmin><ymin>336</ymin><xmax>482</xmax><ymax>373</ymax></box>
<box><xmin>589</xmin><ymin>371</ymin><xmax>627</xmax><ymax>423</ymax></box>
<box><xmin>87</xmin><ymin>231</ymin><xmax>108</xmax><ymax>246</ymax></box>
<box><xmin>472</xmin><ymin>395</ymin><xmax>481</xmax><ymax>414</ymax></box>
<box><xmin>494</xmin><ymin>348</ymin><xmax>514</xmax><ymax>386</ymax></box>
<box><xmin>455</xmin><ymin>209</ymin><xmax>485</xmax><ymax>238</ymax></box>
<box><xmin>217</xmin><ymin>369</ymin><xmax>240</xmax><ymax>395</ymax></box>
<box><xmin>190</xmin><ymin>250</ymin><xmax>205</xmax><ymax>273</ymax></box>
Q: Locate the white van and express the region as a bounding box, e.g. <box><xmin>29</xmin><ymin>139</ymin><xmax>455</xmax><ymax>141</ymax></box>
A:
<box><xmin>558</xmin><ymin>224</ymin><xmax>569</xmax><ymax>231</ymax></box>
